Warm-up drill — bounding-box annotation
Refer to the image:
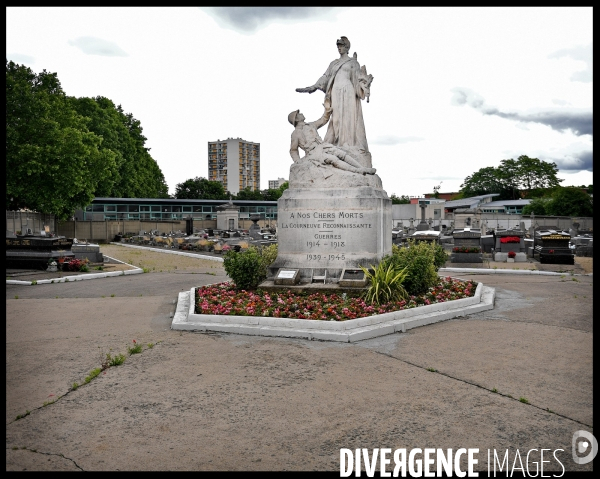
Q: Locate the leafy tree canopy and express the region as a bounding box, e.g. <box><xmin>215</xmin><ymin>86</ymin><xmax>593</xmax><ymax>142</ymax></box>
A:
<box><xmin>173</xmin><ymin>177</ymin><xmax>227</xmax><ymax>200</ymax></box>
<box><xmin>6</xmin><ymin>60</ymin><xmax>169</xmax><ymax>219</ymax></box>
<box><xmin>68</xmin><ymin>96</ymin><xmax>169</xmax><ymax>199</ymax></box>
<box><xmin>460</xmin><ymin>155</ymin><xmax>563</xmax><ymax>200</ymax></box>
<box><xmin>545</xmin><ymin>187</ymin><xmax>593</xmax><ymax>217</ymax></box>
<box><xmin>521</xmin><ymin>198</ymin><xmax>551</xmax><ymax>216</ymax></box>
<box><xmin>6</xmin><ymin>60</ymin><xmax>116</xmax><ymax>219</ymax></box>
<box><xmin>390</xmin><ymin>194</ymin><xmax>411</xmax><ymax>204</ymax></box>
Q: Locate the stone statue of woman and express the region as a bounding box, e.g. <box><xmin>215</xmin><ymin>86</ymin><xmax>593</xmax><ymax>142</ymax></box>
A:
<box><xmin>296</xmin><ymin>36</ymin><xmax>373</xmax><ymax>157</ymax></box>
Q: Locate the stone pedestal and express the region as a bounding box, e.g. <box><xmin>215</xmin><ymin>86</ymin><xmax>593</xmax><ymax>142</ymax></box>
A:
<box><xmin>269</xmin><ymin>187</ymin><xmax>392</xmax><ymax>283</ymax></box>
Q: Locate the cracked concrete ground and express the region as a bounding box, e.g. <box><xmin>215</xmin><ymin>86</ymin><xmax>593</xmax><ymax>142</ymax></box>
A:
<box><xmin>5</xmin><ymin>247</ymin><xmax>594</xmax><ymax>471</ymax></box>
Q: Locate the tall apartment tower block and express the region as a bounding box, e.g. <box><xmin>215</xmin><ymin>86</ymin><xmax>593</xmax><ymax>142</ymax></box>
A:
<box><xmin>208</xmin><ymin>138</ymin><xmax>260</xmax><ymax>195</ymax></box>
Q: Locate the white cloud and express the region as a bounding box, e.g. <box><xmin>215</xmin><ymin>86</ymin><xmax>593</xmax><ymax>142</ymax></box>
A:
<box><xmin>6</xmin><ymin>6</ymin><xmax>593</xmax><ymax>197</ymax></box>
<box><xmin>68</xmin><ymin>36</ymin><xmax>128</xmax><ymax>57</ymax></box>
<box><xmin>7</xmin><ymin>53</ymin><xmax>35</xmax><ymax>64</ymax></box>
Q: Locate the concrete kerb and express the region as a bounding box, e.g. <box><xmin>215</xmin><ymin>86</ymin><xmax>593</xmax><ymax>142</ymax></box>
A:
<box><xmin>108</xmin><ymin>242</ymin><xmax>224</xmax><ymax>262</ymax></box>
<box><xmin>440</xmin><ymin>267</ymin><xmax>591</xmax><ymax>276</ymax></box>
<box><xmin>173</xmin><ymin>281</ymin><xmax>496</xmax><ymax>342</ymax></box>
<box><xmin>5</xmin><ymin>255</ymin><xmax>142</xmax><ymax>286</ymax></box>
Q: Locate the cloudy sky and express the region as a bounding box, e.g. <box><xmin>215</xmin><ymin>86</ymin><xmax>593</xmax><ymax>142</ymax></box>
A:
<box><xmin>6</xmin><ymin>7</ymin><xmax>593</xmax><ymax>197</ymax></box>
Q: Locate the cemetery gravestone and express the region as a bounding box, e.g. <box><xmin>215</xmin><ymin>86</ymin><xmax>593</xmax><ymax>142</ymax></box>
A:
<box><xmin>534</xmin><ymin>230</ymin><xmax>574</xmax><ymax>264</ymax></box>
<box><xmin>451</xmin><ymin>228</ymin><xmax>482</xmax><ymax>263</ymax></box>
<box><xmin>494</xmin><ymin>229</ymin><xmax>526</xmax><ymax>262</ymax></box>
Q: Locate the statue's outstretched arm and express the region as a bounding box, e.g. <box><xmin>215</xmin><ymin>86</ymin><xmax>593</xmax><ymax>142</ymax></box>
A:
<box><xmin>296</xmin><ymin>74</ymin><xmax>327</xmax><ymax>94</ymax></box>
<box><xmin>312</xmin><ymin>99</ymin><xmax>332</xmax><ymax>129</ymax></box>
<box><xmin>295</xmin><ymin>85</ymin><xmax>318</xmax><ymax>94</ymax></box>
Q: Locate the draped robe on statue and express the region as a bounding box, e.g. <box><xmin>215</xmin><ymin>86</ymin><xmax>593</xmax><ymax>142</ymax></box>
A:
<box><xmin>313</xmin><ymin>56</ymin><xmax>369</xmax><ymax>154</ymax></box>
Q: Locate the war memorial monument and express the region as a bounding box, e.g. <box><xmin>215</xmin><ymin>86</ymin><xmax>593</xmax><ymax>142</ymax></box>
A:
<box><xmin>267</xmin><ymin>36</ymin><xmax>391</xmax><ymax>286</ymax></box>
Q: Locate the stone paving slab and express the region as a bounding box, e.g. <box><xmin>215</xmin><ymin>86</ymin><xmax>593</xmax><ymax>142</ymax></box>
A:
<box><xmin>5</xmin><ymin>246</ymin><xmax>594</xmax><ymax>471</ymax></box>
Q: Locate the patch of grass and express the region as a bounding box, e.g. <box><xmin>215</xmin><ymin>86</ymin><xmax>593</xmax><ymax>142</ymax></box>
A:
<box><xmin>14</xmin><ymin>295</ymin><xmax>18</xmax><ymax>299</ymax></box>
<box><xmin>519</xmin><ymin>397</ymin><xmax>530</xmax><ymax>404</ymax></box>
<box><xmin>491</xmin><ymin>388</ymin><xmax>498</xmax><ymax>393</ymax></box>
<box><xmin>143</xmin><ymin>267</ymin><xmax>150</xmax><ymax>273</ymax></box>
<box><xmin>507</xmin><ymin>394</ymin><xmax>513</xmax><ymax>399</ymax></box>
<box><xmin>84</xmin><ymin>368</ymin><xmax>102</xmax><ymax>384</ymax></box>
<box><xmin>574</xmin><ymin>294</ymin><xmax>578</xmax><ymax>298</ymax></box>
<box><xmin>12</xmin><ymin>446</ymin><xmax>18</xmax><ymax>450</ymax></box>
<box><xmin>110</xmin><ymin>353</ymin><xmax>126</xmax><ymax>366</ymax></box>
<box><xmin>147</xmin><ymin>343</ymin><xmax>154</xmax><ymax>349</ymax></box>
<box><xmin>127</xmin><ymin>340</ymin><xmax>143</xmax><ymax>355</ymax></box>
<box><xmin>111</xmin><ymin>294</ymin><xmax>115</xmax><ymax>297</ymax></box>
<box><xmin>72</xmin><ymin>382</ymin><xmax>79</xmax><ymax>390</ymax></box>
<box><xmin>42</xmin><ymin>399</ymin><xmax>56</xmax><ymax>407</ymax></box>
<box><xmin>572</xmin><ymin>277</ymin><xmax>579</xmax><ymax>282</ymax></box>
<box><xmin>31</xmin><ymin>280</ymin><xmax>37</xmax><ymax>285</ymax></box>
<box><xmin>95</xmin><ymin>266</ymin><xmax>104</xmax><ymax>271</ymax></box>
<box><xmin>15</xmin><ymin>410</ymin><xmax>31</xmax><ymax>420</ymax></box>
<box><xmin>426</xmin><ymin>367</ymin><xmax>437</xmax><ymax>372</ymax></box>
<box><xmin>101</xmin><ymin>295</ymin><xmax>105</xmax><ymax>298</ymax></box>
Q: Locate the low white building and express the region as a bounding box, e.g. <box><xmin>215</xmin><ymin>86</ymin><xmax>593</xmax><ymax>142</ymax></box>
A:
<box><xmin>268</xmin><ymin>177</ymin><xmax>287</xmax><ymax>190</ymax></box>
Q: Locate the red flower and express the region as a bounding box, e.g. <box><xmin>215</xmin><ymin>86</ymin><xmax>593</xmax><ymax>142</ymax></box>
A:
<box><xmin>500</xmin><ymin>236</ymin><xmax>521</xmax><ymax>244</ymax></box>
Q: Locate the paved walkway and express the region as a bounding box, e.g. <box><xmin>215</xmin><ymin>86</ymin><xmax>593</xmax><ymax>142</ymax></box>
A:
<box><xmin>5</xmin><ymin>246</ymin><xmax>594</xmax><ymax>471</ymax></box>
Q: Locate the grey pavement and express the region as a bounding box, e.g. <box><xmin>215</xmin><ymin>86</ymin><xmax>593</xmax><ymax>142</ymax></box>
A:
<box><xmin>5</xmin><ymin>258</ymin><xmax>594</xmax><ymax>471</ymax></box>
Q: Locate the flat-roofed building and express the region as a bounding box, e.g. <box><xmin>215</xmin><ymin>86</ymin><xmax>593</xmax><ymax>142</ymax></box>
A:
<box><xmin>268</xmin><ymin>177</ymin><xmax>287</xmax><ymax>189</ymax></box>
<box><xmin>208</xmin><ymin>138</ymin><xmax>260</xmax><ymax>195</ymax></box>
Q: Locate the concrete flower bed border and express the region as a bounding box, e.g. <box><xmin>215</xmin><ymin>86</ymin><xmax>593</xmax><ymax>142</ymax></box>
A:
<box><xmin>172</xmin><ymin>281</ymin><xmax>495</xmax><ymax>342</ymax></box>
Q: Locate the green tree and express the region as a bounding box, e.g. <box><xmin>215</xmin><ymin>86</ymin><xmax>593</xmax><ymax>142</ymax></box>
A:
<box><xmin>260</xmin><ymin>182</ymin><xmax>289</xmax><ymax>201</ymax></box>
<box><xmin>460</xmin><ymin>156</ymin><xmax>562</xmax><ymax>200</ymax></box>
<box><xmin>235</xmin><ymin>187</ymin><xmax>262</xmax><ymax>201</ymax></box>
<box><xmin>69</xmin><ymin>96</ymin><xmax>169</xmax><ymax>198</ymax></box>
<box><xmin>173</xmin><ymin>177</ymin><xmax>227</xmax><ymax>200</ymax></box>
<box><xmin>459</xmin><ymin>166</ymin><xmax>516</xmax><ymax>200</ymax></box>
<box><xmin>522</xmin><ymin>198</ymin><xmax>550</xmax><ymax>216</ymax></box>
<box><xmin>514</xmin><ymin>155</ymin><xmax>562</xmax><ymax>193</ymax></box>
<box><xmin>277</xmin><ymin>181</ymin><xmax>289</xmax><ymax>195</ymax></box>
<box><xmin>544</xmin><ymin>187</ymin><xmax>593</xmax><ymax>217</ymax></box>
<box><xmin>390</xmin><ymin>194</ymin><xmax>410</xmax><ymax>204</ymax></box>
<box><xmin>6</xmin><ymin>60</ymin><xmax>117</xmax><ymax>219</ymax></box>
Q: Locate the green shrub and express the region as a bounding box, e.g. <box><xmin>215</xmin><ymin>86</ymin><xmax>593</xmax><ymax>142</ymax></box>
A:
<box><xmin>360</xmin><ymin>262</ymin><xmax>408</xmax><ymax>306</ymax></box>
<box><xmin>223</xmin><ymin>247</ymin><xmax>265</xmax><ymax>290</ymax></box>
<box><xmin>259</xmin><ymin>243</ymin><xmax>278</xmax><ymax>272</ymax></box>
<box><xmin>389</xmin><ymin>240</ymin><xmax>438</xmax><ymax>295</ymax></box>
<box><xmin>431</xmin><ymin>243</ymin><xmax>448</xmax><ymax>270</ymax></box>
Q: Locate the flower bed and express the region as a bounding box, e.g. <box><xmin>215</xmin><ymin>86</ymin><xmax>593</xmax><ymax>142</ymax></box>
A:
<box><xmin>500</xmin><ymin>236</ymin><xmax>521</xmax><ymax>244</ymax></box>
<box><xmin>452</xmin><ymin>246</ymin><xmax>481</xmax><ymax>253</ymax></box>
<box><xmin>195</xmin><ymin>277</ymin><xmax>477</xmax><ymax>321</ymax></box>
